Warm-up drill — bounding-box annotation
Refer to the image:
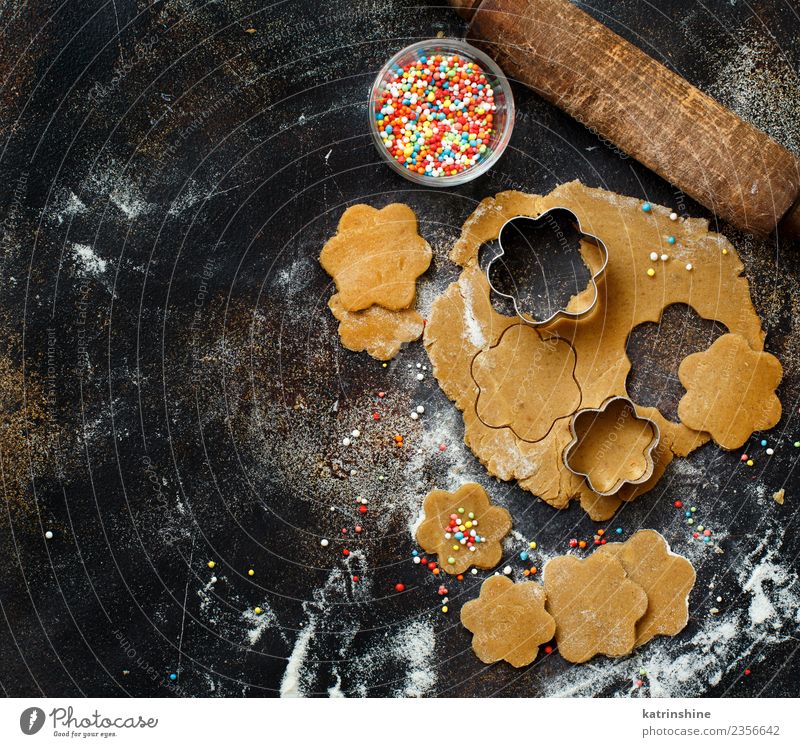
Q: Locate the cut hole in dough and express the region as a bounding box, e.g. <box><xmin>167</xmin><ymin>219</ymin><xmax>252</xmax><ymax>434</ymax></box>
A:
<box><xmin>626</xmin><ymin>303</ymin><xmax>728</xmax><ymax>423</ymax></box>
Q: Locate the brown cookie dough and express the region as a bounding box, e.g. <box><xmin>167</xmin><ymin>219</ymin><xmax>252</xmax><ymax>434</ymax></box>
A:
<box><xmin>425</xmin><ymin>181</ymin><xmax>769</xmax><ymax>518</ymax></box>
<box><xmin>328</xmin><ymin>294</ymin><xmax>424</xmax><ymax>361</ymax></box>
<box><xmin>320</xmin><ymin>203</ymin><xmax>432</xmax><ymax>312</ymax></box>
<box><xmin>472</xmin><ymin>324</ymin><xmax>581</xmax><ymax>442</ymax></box>
<box><xmin>415</xmin><ymin>483</ymin><xmax>512</xmax><ymax>575</ymax></box>
<box><xmin>677</xmin><ymin>333</ymin><xmax>782</xmax><ymax>450</ymax></box>
<box><xmin>598</xmin><ymin>530</ymin><xmax>695</xmax><ymax>647</ymax></box>
<box><xmin>461</xmin><ymin>575</ymin><xmax>556</xmax><ymax>667</ymax></box>
<box><xmin>543</xmin><ymin>552</ymin><xmax>648</xmax><ymax>663</ymax></box>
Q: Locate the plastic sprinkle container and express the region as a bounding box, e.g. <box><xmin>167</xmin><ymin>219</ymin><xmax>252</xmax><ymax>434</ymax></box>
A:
<box><xmin>369</xmin><ymin>39</ymin><xmax>515</xmax><ymax>186</ymax></box>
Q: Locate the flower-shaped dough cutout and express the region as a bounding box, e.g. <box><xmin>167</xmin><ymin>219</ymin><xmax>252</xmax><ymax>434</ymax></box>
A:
<box><xmin>461</xmin><ymin>576</ymin><xmax>556</xmax><ymax>667</ymax></box>
<box><xmin>320</xmin><ymin>203</ymin><xmax>432</xmax><ymax>312</ymax></box>
<box><xmin>598</xmin><ymin>530</ymin><xmax>695</xmax><ymax>647</ymax></box>
<box><xmin>487</xmin><ymin>207</ymin><xmax>608</xmax><ymax>326</ymax></box>
<box><xmin>328</xmin><ymin>294</ymin><xmax>424</xmax><ymax>361</ymax></box>
<box><xmin>472</xmin><ymin>324</ymin><xmax>581</xmax><ymax>442</ymax></box>
<box><xmin>563</xmin><ymin>397</ymin><xmax>661</xmax><ymax>496</ymax></box>
<box><xmin>416</xmin><ymin>483</ymin><xmax>512</xmax><ymax>575</ymax></box>
<box><xmin>677</xmin><ymin>333</ymin><xmax>782</xmax><ymax>450</ymax></box>
<box><xmin>543</xmin><ymin>552</ymin><xmax>647</xmax><ymax>663</ymax></box>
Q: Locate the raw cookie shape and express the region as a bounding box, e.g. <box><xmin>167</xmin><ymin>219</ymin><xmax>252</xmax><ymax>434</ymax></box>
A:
<box><xmin>472</xmin><ymin>324</ymin><xmax>581</xmax><ymax>442</ymax></box>
<box><xmin>677</xmin><ymin>333</ymin><xmax>782</xmax><ymax>450</ymax></box>
<box><xmin>415</xmin><ymin>483</ymin><xmax>512</xmax><ymax>575</ymax></box>
<box><xmin>487</xmin><ymin>207</ymin><xmax>609</xmax><ymax>326</ymax></box>
<box><xmin>543</xmin><ymin>552</ymin><xmax>648</xmax><ymax>663</ymax></box>
<box><xmin>328</xmin><ymin>294</ymin><xmax>424</xmax><ymax>361</ymax></box>
<box><xmin>597</xmin><ymin>529</ymin><xmax>695</xmax><ymax>647</ymax></box>
<box><xmin>563</xmin><ymin>397</ymin><xmax>661</xmax><ymax>496</ymax></box>
<box><xmin>320</xmin><ymin>203</ymin><xmax>432</xmax><ymax>312</ymax></box>
<box><xmin>425</xmin><ymin>182</ymin><xmax>769</xmax><ymax>519</ymax></box>
<box><xmin>460</xmin><ymin>575</ymin><xmax>556</xmax><ymax>667</ymax></box>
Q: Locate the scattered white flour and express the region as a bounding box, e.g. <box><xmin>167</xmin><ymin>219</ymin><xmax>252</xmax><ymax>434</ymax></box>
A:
<box><xmin>73</xmin><ymin>243</ymin><xmax>107</xmax><ymax>275</ymax></box>
<box><xmin>272</xmin><ymin>255</ymin><xmax>316</xmax><ymax>295</ymax></box>
<box><xmin>242</xmin><ymin>603</ymin><xmax>279</xmax><ymax>647</ymax></box>
<box><xmin>110</xmin><ymin>189</ymin><xmax>150</xmax><ymax>220</ymax></box>
<box><xmin>739</xmin><ymin>536</ymin><xmax>798</xmax><ymax>629</ymax></box>
<box><xmin>279</xmin><ymin>622</ymin><xmax>315</xmax><ymax>697</ymax></box>
<box><xmin>47</xmin><ymin>189</ymin><xmax>86</xmax><ymax>225</ymax></box>
<box><xmin>391</xmin><ymin>620</ymin><xmax>437</xmax><ymax>697</ymax></box>
<box><xmin>327</xmin><ymin>671</ymin><xmax>345</xmax><ymax>697</ymax></box>
<box><xmin>458</xmin><ymin>274</ymin><xmax>486</xmax><ymax>348</ymax></box>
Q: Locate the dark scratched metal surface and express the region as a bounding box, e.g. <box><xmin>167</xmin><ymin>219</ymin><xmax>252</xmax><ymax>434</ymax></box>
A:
<box><xmin>1</xmin><ymin>0</ymin><xmax>799</xmax><ymax>697</ymax></box>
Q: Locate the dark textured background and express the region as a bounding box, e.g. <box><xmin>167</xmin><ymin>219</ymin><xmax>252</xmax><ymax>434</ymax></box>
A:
<box><xmin>1</xmin><ymin>0</ymin><xmax>799</xmax><ymax>697</ymax></box>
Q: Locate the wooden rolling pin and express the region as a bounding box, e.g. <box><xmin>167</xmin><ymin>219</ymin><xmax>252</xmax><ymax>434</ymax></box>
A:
<box><xmin>449</xmin><ymin>0</ymin><xmax>800</xmax><ymax>239</ymax></box>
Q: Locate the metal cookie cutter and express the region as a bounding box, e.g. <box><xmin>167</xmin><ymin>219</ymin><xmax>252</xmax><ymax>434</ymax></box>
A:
<box><xmin>486</xmin><ymin>206</ymin><xmax>609</xmax><ymax>326</ymax></box>
<box><xmin>562</xmin><ymin>396</ymin><xmax>662</xmax><ymax>497</ymax></box>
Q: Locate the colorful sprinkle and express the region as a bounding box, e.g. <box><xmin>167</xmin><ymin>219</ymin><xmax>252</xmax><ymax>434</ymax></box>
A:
<box><xmin>374</xmin><ymin>53</ymin><xmax>498</xmax><ymax>178</ymax></box>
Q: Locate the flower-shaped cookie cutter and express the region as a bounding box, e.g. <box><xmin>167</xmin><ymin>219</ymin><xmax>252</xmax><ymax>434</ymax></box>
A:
<box><xmin>487</xmin><ymin>206</ymin><xmax>609</xmax><ymax>326</ymax></box>
<box><xmin>562</xmin><ymin>396</ymin><xmax>661</xmax><ymax>497</ymax></box>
